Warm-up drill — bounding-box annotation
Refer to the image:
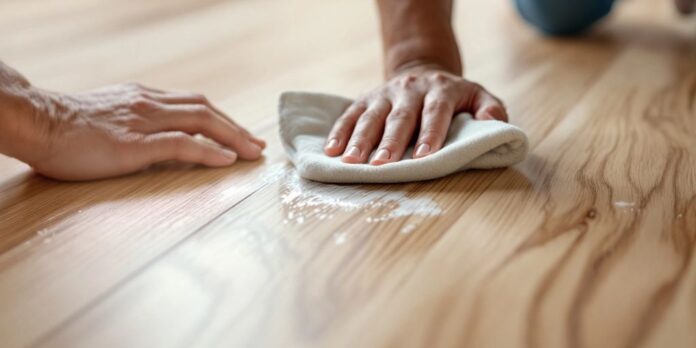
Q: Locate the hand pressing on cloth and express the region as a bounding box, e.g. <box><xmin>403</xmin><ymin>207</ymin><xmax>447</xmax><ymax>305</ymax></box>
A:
<box><xmin>0</xmin><ymin>61</ymin><xmax>264</xmax><ymax>181</ymax></box>
<box><xmin>324</xmin><ymin>0</ymin><xmax>508</xmax><ymax>165</ymax></box>
<box><xmin>324</xmin><ymin>66</ymin><xmax>508</xmax><ymax>165</ymax></box>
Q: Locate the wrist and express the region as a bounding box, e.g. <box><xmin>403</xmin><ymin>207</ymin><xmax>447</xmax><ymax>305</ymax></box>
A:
<box><xmin>391</xmin><ymin>59</ymin><xmax>455</xmax><ymax>77</ymax></box>
<box><xmin>377</xmin><ymin>0</ymin><xmax>462</xmax><ymax>79</ymax></box>
<box><xmin>0</xmin><ymin>85</ymin><xmax>53</xmax><ymax>165</ymax></box>
<box><xmin>384</xmin><ymin>35</ymin><xmax>462</xmax><ymax>79</ymax></box>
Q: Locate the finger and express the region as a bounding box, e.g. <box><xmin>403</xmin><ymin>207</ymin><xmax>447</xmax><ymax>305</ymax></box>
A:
<box><xmin>143</xmin><ymin>91</ymin><xmax>267</xmax><ymax>148</ymax></box>
<box><xmin>128</xmin><ymin>82</ymin><xmax>167</xmax><ymax>94</ymax></box>
<box><xmin>215</xmin><ymin>117</ymin><xmax>266</xmax><ymax>150</ymax></box>
<box><xmin>325</xmin><ymin>102</ymin><xmax>367</xmax><ymax>156</ymax></box>
<box><xmin>342</xmin><ymin>100</ymin><xmax>391</xmax><ymax>164</ymax></box>
<box><xmin>213</xmin><ymin>115</ymin><xmax>266</xmax><ymax>150</ymax></box>
<box><xmin>137</xmin><ymin>132</ymin><xmax>238</xmax><ymax>167</ymax></box>
<box><xmin>466</xmin><ymin>84</ymin><xmax>508</xmax><ymax>122</ymax></box>
<box><xmin>413</xmin><ymin>93</ymin><xmax>456</xmax><ymax>159</ymax></box>
<box><xmin>144</xmin><ymin>91</ymin><xmax>210</xmax><ymax>105</ymax></box>
<box><xmin>148</xmin><ymin>104</ymin><xmax>263</xmax><ymax>160</ymax></box>
<box><xmin>370</xmin><ymin>99</ymin><xmax>420</xmax><ymax>165</ymax></box>
<box><xmin>248</xmin><ymin>136</ymin><xmax>266</xmax><ymax>149</ymax></box>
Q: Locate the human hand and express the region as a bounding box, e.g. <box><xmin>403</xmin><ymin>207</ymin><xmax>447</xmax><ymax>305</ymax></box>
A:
<box><xmin>14</xmin><ymin>83</ymin><xmax>265</xmax><ymax>181</ymax></box>
<box><xmin>323</xmin><ymin>65</ymin><xmax>507</xmax><ymax>165</ymax></box>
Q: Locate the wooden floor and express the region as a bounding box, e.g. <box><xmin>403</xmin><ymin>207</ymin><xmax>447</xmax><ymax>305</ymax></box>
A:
<box><xmin>1</xmin><ymin>0</ymin><xmax>695</xmax><ymax>347</ymax></box>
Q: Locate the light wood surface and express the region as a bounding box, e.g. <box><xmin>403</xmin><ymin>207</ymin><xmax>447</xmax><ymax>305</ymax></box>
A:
<box><xmin>1</xmin><ymin>0</ymin><xmax>695</xmax><ymax>347</ymax></box>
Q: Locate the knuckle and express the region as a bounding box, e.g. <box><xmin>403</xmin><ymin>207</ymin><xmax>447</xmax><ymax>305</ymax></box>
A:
<box><xmin>119</xmin><ymin>115</ymin><xmax>142</xmax><ymax>130</ymax></box>
<box><xmin>330</xmin><ymin>121</ymin><xmax>352</xmax><ymax>138</ymax></box>
<box><xmin>338</xmin><ymin>111</ymin><xmax>359</xmax><ymax>123</ymax></box>
<box><xmin>228</xmin><ymin>125</ymin><xmax>244</xmax><ymax>138</ymax></box>
<box><xmin>397</xmin><ymin>74</ymin><xmax>417</xmax><ymax>87</ymax></box>
<box><xmin>379</xmin><ymin>136</ymin><xmax>401</xmax><ymax>149</ymax></box>
<box><xmin>329</xmin><ymin>127</ymin><xmax>349</xmax><ymax>140</ymax></box>
<box><xmin>354</xmin><ymin>100</ymin><xmax>368</xmax><ymax>108</ymax></box>
<box><xmin>349</xmin><ymin>134</ymin><xmax>367</xmax><ymax>144</ymax></box>
<box><xmin>430</xmin><ymin>71</ymin><xmax>450</xmax><ymax>83</ymax></box>
<box><xmin>333</xmin><ymin>118</ymin><xmax>351</xmax><ymax>129</ymax></box>
<box><xmin>418</xmin><ymin>129</ymin><xmax>441</xmax><ymax>143</ymax></box>
<box><xmin>348</xmin><ymin>134</ymin><xmax>372</xmax><ymax>147</ymax></box>
<box><xmin>425</xmin><ymin>99</ymin><xmax>450</xmax><ymax>115</ymax></box>
<box><xmin>361</xmin><ymin>111</ymin><xmax>383</xmax><ymax>123</ymax></box>
<box><xmin>191</xmin><ymin>105</ymin><xmax>212</xmax><ymax>119</ymax></box>
<box><xmin>129</xmin><ymin>97</ymin><xmax>156</xmax><ymax>113</ymax></box>
<box><xmin>138</xmin><ymin>91</ymin><xmax>156</xmax><ymax>100</ymax></box>
<box><xmin>126</xmin><ymin>82</ymin><xmax>145</xmax><ymax>90</ymax></box>
<box><xmin>349</xmin><ymin>101</ymin><xmax>368</xmax><ymax>114</ymax></box>
<box><xmin>387</xmin><ymin>108</ymin><xmax>416</xmax><ymax>122</ymax></box>
<box><xmin>190</xmin><ymin>93</ymin><xmax>208</xmax><ymax>104</ymax></box>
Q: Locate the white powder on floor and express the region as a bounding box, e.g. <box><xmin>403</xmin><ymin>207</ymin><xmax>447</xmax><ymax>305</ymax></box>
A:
<box><xmin>263</xmin><ymin>163</ymin><xmax>443</xmax><ymax>225</ymax></box>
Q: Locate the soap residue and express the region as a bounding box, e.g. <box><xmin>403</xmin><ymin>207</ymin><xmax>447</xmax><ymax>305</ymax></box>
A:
<box><xmin>263</xmin><ymin>164</ymin><xmax>443</xmax><ymax>225</ymax></box>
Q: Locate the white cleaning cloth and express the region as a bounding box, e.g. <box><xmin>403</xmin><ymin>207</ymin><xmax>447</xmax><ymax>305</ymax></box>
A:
<box><xmin>279</xmin><ymin>92</ymin><xmax>528</xmax><ymax>184</ymax></box>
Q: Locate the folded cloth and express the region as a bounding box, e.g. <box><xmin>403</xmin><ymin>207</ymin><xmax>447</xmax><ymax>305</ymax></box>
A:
<box><xmin>278</xmin><ymin>92</ymin><xmax>529</xmax><ymax>184</ymax></box>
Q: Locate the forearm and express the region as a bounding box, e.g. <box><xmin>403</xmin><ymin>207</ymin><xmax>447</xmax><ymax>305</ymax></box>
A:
<box><xmin>376</xmin><ymin>0</ymin><xmax>462</xmax><ymax>78</ymax></box>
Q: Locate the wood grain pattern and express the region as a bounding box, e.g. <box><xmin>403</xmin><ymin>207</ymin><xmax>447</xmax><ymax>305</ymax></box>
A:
<box><xmin>0</xmin><ymin>0</ymin><xmax>694</xmax><ymax>347</ymax></box>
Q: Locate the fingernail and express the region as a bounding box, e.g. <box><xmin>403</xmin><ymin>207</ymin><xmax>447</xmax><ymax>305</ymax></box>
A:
<box><xmin>344</xmin><ymin>146</ymin><xmax>361</xmax><ymax>159</ymax></box>
<box><xmin>221</xmin><ymin>149</ymin><xmax>238</xmax><ymax>161</ymax></box>
<box><xmin>415</xmin><ymin>144</ymin><xmax>431</xmax><ymax>157</ymax></box>
<box><xmin>250</xmin><ymin>143</ymin><xmax>262</xmax><ymax>154</ymax></box>
<box><xmin>326</xmin><ymin>138</ymin><xmax>339</xmax><ymax>149</ymax></box>
<box><xmin>372</xmin><ymin>149</ymin><xmax>391</xmax><ymax>164</ymax></box>
<box><xmin>483</xmin><ymin>106</ymin><xmax>507</xmax><ymax>121</ymax></box>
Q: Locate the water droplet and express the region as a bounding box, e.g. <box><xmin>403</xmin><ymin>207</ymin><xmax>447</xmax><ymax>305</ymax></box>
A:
<box><xmin>587</xmin><ymin>209</ymin><xmax>597</xmax><ymax>219</ymax></box>
<box><xmin>614</xmin><ymin>201</ymin><xmax>635</xmax><ymax>209</ymax></box>
<box><xmin>400</xmin><ymin>223</ymin><xmax>417</xmax><ymax>234</ymax></box>
<box><xmin>334</xmin><ymin>232</ymin><xmax>347</xmax><ymax>245</ymax></box>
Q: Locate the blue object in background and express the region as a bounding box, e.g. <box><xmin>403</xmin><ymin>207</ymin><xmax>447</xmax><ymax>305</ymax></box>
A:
<box><xmin>514</xmin><ymin>0</ymin><xmax>616</xmax><ymax>36</ymax></box>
